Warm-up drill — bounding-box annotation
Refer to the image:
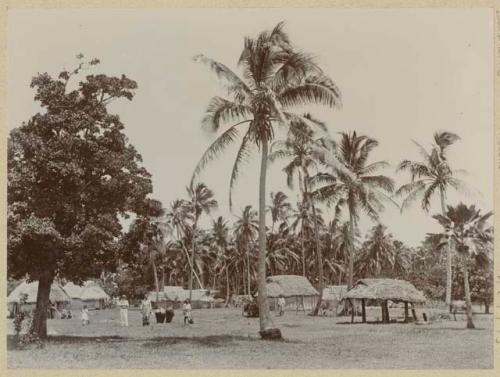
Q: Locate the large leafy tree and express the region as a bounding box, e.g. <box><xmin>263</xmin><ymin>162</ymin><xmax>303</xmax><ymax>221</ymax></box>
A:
<box><xmin>432</xmin><ymin>203</ymin><xmax>493</xmax><ymax>328</ymax></box>
<box><xmin>396</xmin><ymin>132</ymin><xmax>466</xmax><ymax>308</ymax></box>
<box><xmin>313</xmin><ymin>132</ymin><xmax>395</xmax><ymax>288</ymax></box>
<box><xmin>7</xmin><ymin>58</ymin><xmax>152</xmax><ymax>338</ymax></box>
<box><xmin>191</xmin><ymin>22</ymin><xmax>341</xmax><ymax>337</ymax></box>
<box><xmin>120</xmin><ymin>198</ymin><xmax>165</xmax><ymax>302</ymax></box>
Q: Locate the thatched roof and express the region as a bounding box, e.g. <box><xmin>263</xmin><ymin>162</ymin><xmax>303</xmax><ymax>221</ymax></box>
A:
<box><xmin>266</xmin><ymin>275</ymin><xmax>318</xmax><ymax>298</ymax></box>
<box><xmin>322</xmin><ymin>285</ymin><xmax>348</xmax><ymax>301</ymax></box>
<box><xmin>80</xmin><ymin>285</ymin><xmax>110</xmax><ymax>301</ymax></box>
<box><xmin>63</xmin><ymin>282</ymin><xmax>85</xmax><ymax>299</ymax></box>
<box><xmin>7</xmin><ymin>281</ymin><xmax>71</xmax><ymax>304</ymax></box>
<box><xmin>343</xmin><ymin>279</ymin><xmax>426</xmax><ymax>303</ymax></box>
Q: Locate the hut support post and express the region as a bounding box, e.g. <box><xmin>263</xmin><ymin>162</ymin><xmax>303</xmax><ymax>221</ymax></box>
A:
<box><xmin>361</xmin><ymin>299</ymin><xmax>366</xmax><ymax>323</ymax></box>
<box><xmin>381</xmin><ymin>301</ymin><xmax>390</xmax><ymax>323</ymax></box>
<box><xmin>350</xmin><ymin>299</ymin><xmax>355</xmax><ymax>323</ymax></box>
<box><xmin>404</xmin><ymin>302</ymin><xmax>409</xmax><ymax>323</ymax></box>
<box><xmin>411</xmin><ymin>304</ymin><xmax>418</xmax><ymax>322</ymax></box>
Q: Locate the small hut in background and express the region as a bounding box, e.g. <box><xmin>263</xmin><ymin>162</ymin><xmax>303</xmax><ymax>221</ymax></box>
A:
<box><xmin>322</xmin><ymin>285</ymin><xmax>348</xmax><ymax>315</ymax></box>
<box><xmin>7</xmin><ymin>280</ymin><xmax>71</xmax><ymax>317</ymax></box>
<box><xmin>64</xmin><ymin>281</ymin><xmax>110</xmax><ymax>310</ymax></box>
<box><xmin>78</xmin><ymin>284</ymin><xmax>110</xmax><ymax>309</ymax></box>
<box><xmin>266</xmin><ymin>275</ymin><xmax>319</xmax><ymax>313</ymax></box>
<box><xmin>343</xmin><ymin>278</ymin><xmax>426</xmax><ymax>323</ymax></box>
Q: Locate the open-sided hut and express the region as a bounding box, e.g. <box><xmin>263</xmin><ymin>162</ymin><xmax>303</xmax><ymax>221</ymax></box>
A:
<box><xmin>7</xmin><ymin>280</ymin><xmax>71</xmax><ymax>316</ymax></box>
<box><xmin>344</xmin><ymin>278</ymin><xmax>426</xmax><ymax>323</ymax></box>
<box><xmin>266</xmin><ymin>275</ymin><xmax>319</xmax><ymax>312</ymax></box>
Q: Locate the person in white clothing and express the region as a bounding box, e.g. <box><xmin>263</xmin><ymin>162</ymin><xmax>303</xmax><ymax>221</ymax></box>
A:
<box><xmin>118</xmin><ymin>295</ymin><xmax>129</xmax><ymax>327</ymax></box>
<box><xmin>81</xmin><ymin>305</ymin><xmax>90</xmax><ymax>325</ymax></box>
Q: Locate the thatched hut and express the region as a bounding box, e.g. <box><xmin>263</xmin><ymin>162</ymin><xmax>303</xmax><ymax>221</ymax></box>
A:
<box><xmin>64</xmin><ymin>281</ymin><xmax>110</xmax><ymax>310</ymax></box>
<box><xmin>266</xmin><ymin>275</ymin><xmax>319</xmax><ymax>312</ymax></box>
<box><xmin>343</xmin><ymin>278</ymin><xmax>426</xmax><ymax>323</ymax></box>
<box><xmin>7</xmin><ymin>280</ymin><xmax>71</xmax><ymax>317</ymax></box>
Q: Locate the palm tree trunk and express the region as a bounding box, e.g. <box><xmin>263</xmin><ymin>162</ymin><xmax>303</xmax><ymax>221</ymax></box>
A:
<box><xmin>152</xmin><ymin>258</ymin><xmax>160</xmax><ymax>303</ymax></box>
<box><xmin>439</xmin><ymin>187</ymin><xmax>452</xmax><ymax>310</ymax></box>
<box><xmin>189</xmin><ymin>221</ymin><xmax>197</xmax><ymax>300</ymax></box>
<box><xmin>310</xmin><ymin>199</ymin><xmax>324</xmax><ymax>316</ymax></box>
<box><xmin>348</xmin><ymin>210</ymin><xmax>355</xmax><ymax>289</ymax></box>
<box><xmin>462</xmin><ymin>254</ymin><xmax>475</xmax><ymax>329</ymax></box>
<box><xmin>180</xmin><ymin>240</ymin><xmax>203</xmax><ymax>290</ymax></box>
<box><xmin>257</xmin><ymin>137</ymin><xmax>279</xmax><ymax>337</ymax></box>
<box><xmin>301</xmin><ymin>231</ymin><xmax>306</xmax><ymax>277</ymax></box>
<box><xmin>225</xmin><ymin>264</ymin><xmax>230</xmax><ymax>307</ymax></box>
<box><xmin>246</xmin><ymin>247</ymin><xmax>251</xmax><ymax>295</ymax></box>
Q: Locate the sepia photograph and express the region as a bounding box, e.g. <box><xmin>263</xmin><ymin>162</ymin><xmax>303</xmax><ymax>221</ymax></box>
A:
<box><xmin>5</xmin><ymin>7</ymin><xmax>496</xmax><ymax>370</ymax></box>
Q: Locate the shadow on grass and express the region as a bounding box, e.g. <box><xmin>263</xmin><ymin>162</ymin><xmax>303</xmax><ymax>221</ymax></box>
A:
<box><xmin>8</xmin><ymin>333</ymin><xmax>303</xmax><ymax>350</ymax></box>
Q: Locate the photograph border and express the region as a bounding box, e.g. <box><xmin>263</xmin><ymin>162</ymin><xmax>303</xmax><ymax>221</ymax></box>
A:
<box><xmin>0</xmin><ymin>0</ymin><xmax>498</xmax><ymax>376</ymax></box>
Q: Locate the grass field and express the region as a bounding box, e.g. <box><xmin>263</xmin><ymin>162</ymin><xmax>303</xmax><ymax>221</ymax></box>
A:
<box><xmin>7</xmin><ymin>306</ymin><xmax>493</xmax><ymax>369</ymax></box>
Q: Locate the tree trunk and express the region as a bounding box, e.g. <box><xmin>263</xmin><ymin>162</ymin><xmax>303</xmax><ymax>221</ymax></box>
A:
<box><xmin>484</xmin><ymin>300</ymin><xmax>490</xmax><ymax>314</ymax></box>
<box><xmin>301</xmin><ymin>231</ymin><xmax>306</xmax><ymax>277</ymax></box>
<box><xmin>311</xmin><ymin>201</ymin><xmax>324</xmax><ymax>316</ymax></box>
<box><xmin>189</xmin><ymin>220</ymin><xmax>197</xmax><ymax>300</ymax></box>
<box><xmin>462</xmin><ymin>254</ymin><xmax>475</xmax><ymax>329</ymax></box>
<box><xmin>256</xmin><ymin>138</ymin><xmax>280</xmax><ymax>338</ymax></box>
<box><xmin>348</xmin><ymin>211</ymin><xmax>355</xmax><ymax>289</ymax></box>
<box><xmin>152</xmin><ymin>258</ymin><xmax>160</xmax><ymax>303</ymax></box>
<box><xmin>180</xmin><ymin>241</ymin><xmax>203</xmax><ymax>290</ymax></box>
<box><xmin>439</xmin><ymin>188</ymin><xmax>452</xmax><ymax>310</ymax></box>
<box><xmin>404</xmin><ymin>302</ymin><xmax>409</xmax><ymax>322</ymax></box>
<box><xmin>247</xmin><ymin>247</ymin><xmax>251</xmax><ymax>295</ymax></box>
<box><xmin>30</xmin><ymin>272</ymin><xmax>54</xmax><ymax>339</ymax></box>
<box><xmin>161</xmin><ymin>267</ymin><xmax>165</xmax><ymax>292</ymax></box>
<box><xmin>225</xmin><ymin>264</ymin><xmax>230</xmax><ymax>307</ymax></box>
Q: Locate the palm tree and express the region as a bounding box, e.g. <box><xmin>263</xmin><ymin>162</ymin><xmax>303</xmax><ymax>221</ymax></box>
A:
<box><xmin>313</xmin><ymin>131</ymin><xmax>395</xmax><ymax>288</ymax></box>
<box><xmin>210</xmin><ymin>216</ymin><xmax>232</xmax><ymax>305</ymax></box>
<box><xmin>356</xmin><ymin>224</ymin><xmax>398</xmax><ymax>278</ymax></box>
<box><xmin>396</xmin><ymin>131</ymin><xmax>466</xmax><ymax>308</ymax></box>
<box><xmin>267</xmin><ymin>191</ymin><xmax>291</xmax><ymax>234</ymax></box>
<box><xmin>432</xmin><ymin>203</ymin><xmax>493</xmax><ymax>328</ymax></box>
<box><xmin>191</xmin><ymin>22</ymin><xmax>341</xmax><ymax>337</ymax></box>
<box><xmin>324</xmin><ymin>220</ymin><xmax>352</xmax><ymax>285</ymax></box>
<box><xmin>186</xmin><ymin>183</ymin><xmax>218</xmax><ymax>298</ymax></box>
<box><xmin>269</xmin><ymin>130</ymin><xmax>328</xmax><ymax>314</ymax></box>
<box><xmin>233</xmin><ymin>205</ymin><xmax>259</xmax><ymax>296</ymax></box>
<box><xmin>164</xmin><ymin>199</ymin><xmax>203</xmax><ymax>288</ymax></box>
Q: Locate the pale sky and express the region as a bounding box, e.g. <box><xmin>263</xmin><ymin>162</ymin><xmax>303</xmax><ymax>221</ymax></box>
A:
<box><xmin>7</xmin><ymin>9</ymin><xmax>494</xmax><ymax>246</ymax></box>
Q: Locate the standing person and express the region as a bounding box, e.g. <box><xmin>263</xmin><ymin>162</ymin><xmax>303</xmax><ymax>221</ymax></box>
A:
<box><xmin>81</xmin><ymin>305</ymin><xmax>90</xmax><ymax>326</ymax></box>
<box><xmin>118</xmin><ymin>295</ymin><xmax>129</xmax><ymax>327</ymax></box>
<box><xmin>277</xmin><ymin>295</ymin><xmax>286</xmax><ymax>316</ymax></box>
<box><xmin>182</xmin><ymin>299</ymin><xmax>192</xmax><ymax>325</ymax></box>
<box><xmin>140</xmin><ymin>295</ymin><xmax>152</xmax><ymax>326</ymax></box>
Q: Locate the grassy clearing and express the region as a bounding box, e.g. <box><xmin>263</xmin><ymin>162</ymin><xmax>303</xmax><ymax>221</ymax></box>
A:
<box><xmin>7</xmin><ymin>307</ymin><xmax>493</xmax><ymax>369</ymax></box>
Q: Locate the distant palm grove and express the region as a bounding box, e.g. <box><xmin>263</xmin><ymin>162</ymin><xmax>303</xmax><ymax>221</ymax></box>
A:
<box><xmin>7</xmin><ymin>22</ymin><xmax>493</xmax><ymax>340</ymax></box>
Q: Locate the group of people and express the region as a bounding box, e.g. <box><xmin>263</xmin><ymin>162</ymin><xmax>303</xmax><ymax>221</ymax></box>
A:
<box><xmin>115</xmin><ymin>294</ymin><xmax>194</xmax><ymax>327</ymax></box>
